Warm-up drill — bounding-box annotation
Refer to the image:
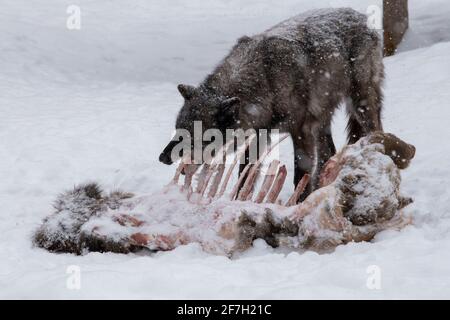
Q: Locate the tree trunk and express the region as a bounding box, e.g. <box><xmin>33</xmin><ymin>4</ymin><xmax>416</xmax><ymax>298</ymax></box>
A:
<box><xmin>383</xmin><ymin>0</ymin><xmax>409</xmax><ymax>56</ymax></box>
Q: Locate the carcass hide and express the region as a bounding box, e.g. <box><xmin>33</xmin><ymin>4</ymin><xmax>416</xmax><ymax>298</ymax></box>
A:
<box><xmin>33</xmin><ymin>132</ymin><xmax>416</xmax><ymax>256</ymax></box>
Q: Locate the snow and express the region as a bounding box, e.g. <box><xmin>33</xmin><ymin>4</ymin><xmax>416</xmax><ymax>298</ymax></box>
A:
<box><xmin>1</xmin><ymin>0</ymin><xmax>450</xmax><ymax>299</ymax></box>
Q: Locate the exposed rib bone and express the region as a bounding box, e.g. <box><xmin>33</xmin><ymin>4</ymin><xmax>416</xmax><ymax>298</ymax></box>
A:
<box><xmin>195</xmin><ymin>164</ymin><xmax>211</xmax><ymax>194</ymax></box>
<box><xmin>254</xmin><ymin>160</ymin><xmax>280</xmax><ymax>203</ymax></box>
<box><xmin>237</xmin><ymin>164</ymin><xmax>258</xmax><ymax>201</ymax></box>
<box><xmin>173</xmin><ymin>161</ymin><xmax>186</xmax><ymax>184</ymax></box>
<box><xmin>183</xmin><ymin>164</ymin><xmax>199</xmax><ymax>190</ymax></box>
<box><xmin>265</xmin><ymin>165</ymin><xmax>287</xmax><ymax>203</ymax></box>
<box><xmin>285</xmin><ymin>174</ymin><xmax>310</xmax><ymax>206</ymax></box>
<box><xmin>208</xmin><ymin>164</ymin><xmax>225</xmax><ymax>198</ymax></box>
<box><xmin>201</xmin><ymin>139</ymin><xmax>234</xmax><ymax>197</ymax></box>
<box><xmin>234</xmin><ymin>134</ymin><xmax>289</xmax><ymax>201</ymax></box>
<box><xmin>218</xmin><ymin>154</ymin><xmax>239</xmax><ymax>198</ymax></box>
<box><xmin>229</xmin><ymin>163</ymin><xmax>253</xmax><ymax>200</ymax></box>
<box><xmin>218</xmin><ymin>134</ymin><xmax>256</xmax><ymax>197</ymax></box>
<box><xmin>199</xmin><ymin>164</ymin><xmax>217</xmax><ymax>196</ymax></box>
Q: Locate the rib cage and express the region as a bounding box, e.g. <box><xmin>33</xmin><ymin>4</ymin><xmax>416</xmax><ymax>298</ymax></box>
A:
<box><xmin>172</xmin><ymin>134</ymin><xmax>306</xmax><ymax>206</ymax></box>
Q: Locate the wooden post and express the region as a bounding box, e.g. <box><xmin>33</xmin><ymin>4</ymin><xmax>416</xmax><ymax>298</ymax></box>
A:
<box><xmin>383</xmin><ymin>0</ymin><xmax>409</xmax><ymax>56</ymax></box>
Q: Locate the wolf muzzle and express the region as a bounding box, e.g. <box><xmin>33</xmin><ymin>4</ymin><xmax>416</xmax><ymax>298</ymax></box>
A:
<box><xmin>159</xmin><ymin>140</ymin><xmax>181</xmax><ymax>165</ymax></box>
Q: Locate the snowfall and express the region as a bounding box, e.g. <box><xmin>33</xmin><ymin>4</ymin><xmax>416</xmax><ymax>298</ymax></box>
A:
<box><xmin>1</xmin><ymin>0</ymin><xmax>450</xmax><ymax>299</ymax></box>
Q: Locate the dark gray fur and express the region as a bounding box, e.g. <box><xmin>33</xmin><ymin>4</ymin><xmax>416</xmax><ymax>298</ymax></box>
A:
<box><xmin>160</xmin><ymin>8</ymin><xmax>384</xmax><ymax>196</ymax></box>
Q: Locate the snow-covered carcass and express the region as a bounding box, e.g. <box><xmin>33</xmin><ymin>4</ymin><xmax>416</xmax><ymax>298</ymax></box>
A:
<box><xmin>33</xmin><ymin>132</ymin><xmax>416</xmax><ymax>256</ymax></box>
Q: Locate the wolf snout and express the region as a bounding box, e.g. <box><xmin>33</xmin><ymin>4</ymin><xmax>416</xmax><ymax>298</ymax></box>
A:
<box><xmin>159</xmin><ymin>152</ymin><xmax>173</xmax><ymax>165</ymax></box>
<box><xmin>160</xmin><ymin>140</ymin><xmax>180</xmax><ymax>165</ymax></box>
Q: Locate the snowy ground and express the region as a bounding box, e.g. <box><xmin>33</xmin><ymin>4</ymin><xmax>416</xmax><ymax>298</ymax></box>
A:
<box><xmin>1</xmin><ymin>0</ymin><xmax>450</xmax><ymax>299</ymax></box>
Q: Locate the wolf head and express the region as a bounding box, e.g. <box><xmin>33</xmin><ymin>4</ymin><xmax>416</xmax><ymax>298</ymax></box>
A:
<box><xmin>159</xmin><ymin>84</ymin><xmax>240</xmax><ymax>165</ymax></box>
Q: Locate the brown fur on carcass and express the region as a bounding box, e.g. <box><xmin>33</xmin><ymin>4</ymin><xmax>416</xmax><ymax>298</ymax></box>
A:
<box><xmin>366</xmin><ymin>132</ymin><xmax>416</xmax><ymax>169</ymax></box>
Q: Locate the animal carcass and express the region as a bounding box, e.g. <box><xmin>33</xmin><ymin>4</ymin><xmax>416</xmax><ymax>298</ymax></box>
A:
<box><xmin>34</xmin><ymin>132</ymin><xmax>415</xmax><ymax>256</ymax></box>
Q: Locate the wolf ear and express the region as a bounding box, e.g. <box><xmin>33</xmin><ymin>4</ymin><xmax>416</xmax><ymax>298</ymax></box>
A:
<box><xmin>177</xmin><ymin>84</ymin><xmax>196</xmax><ymax>100</ymax></box>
